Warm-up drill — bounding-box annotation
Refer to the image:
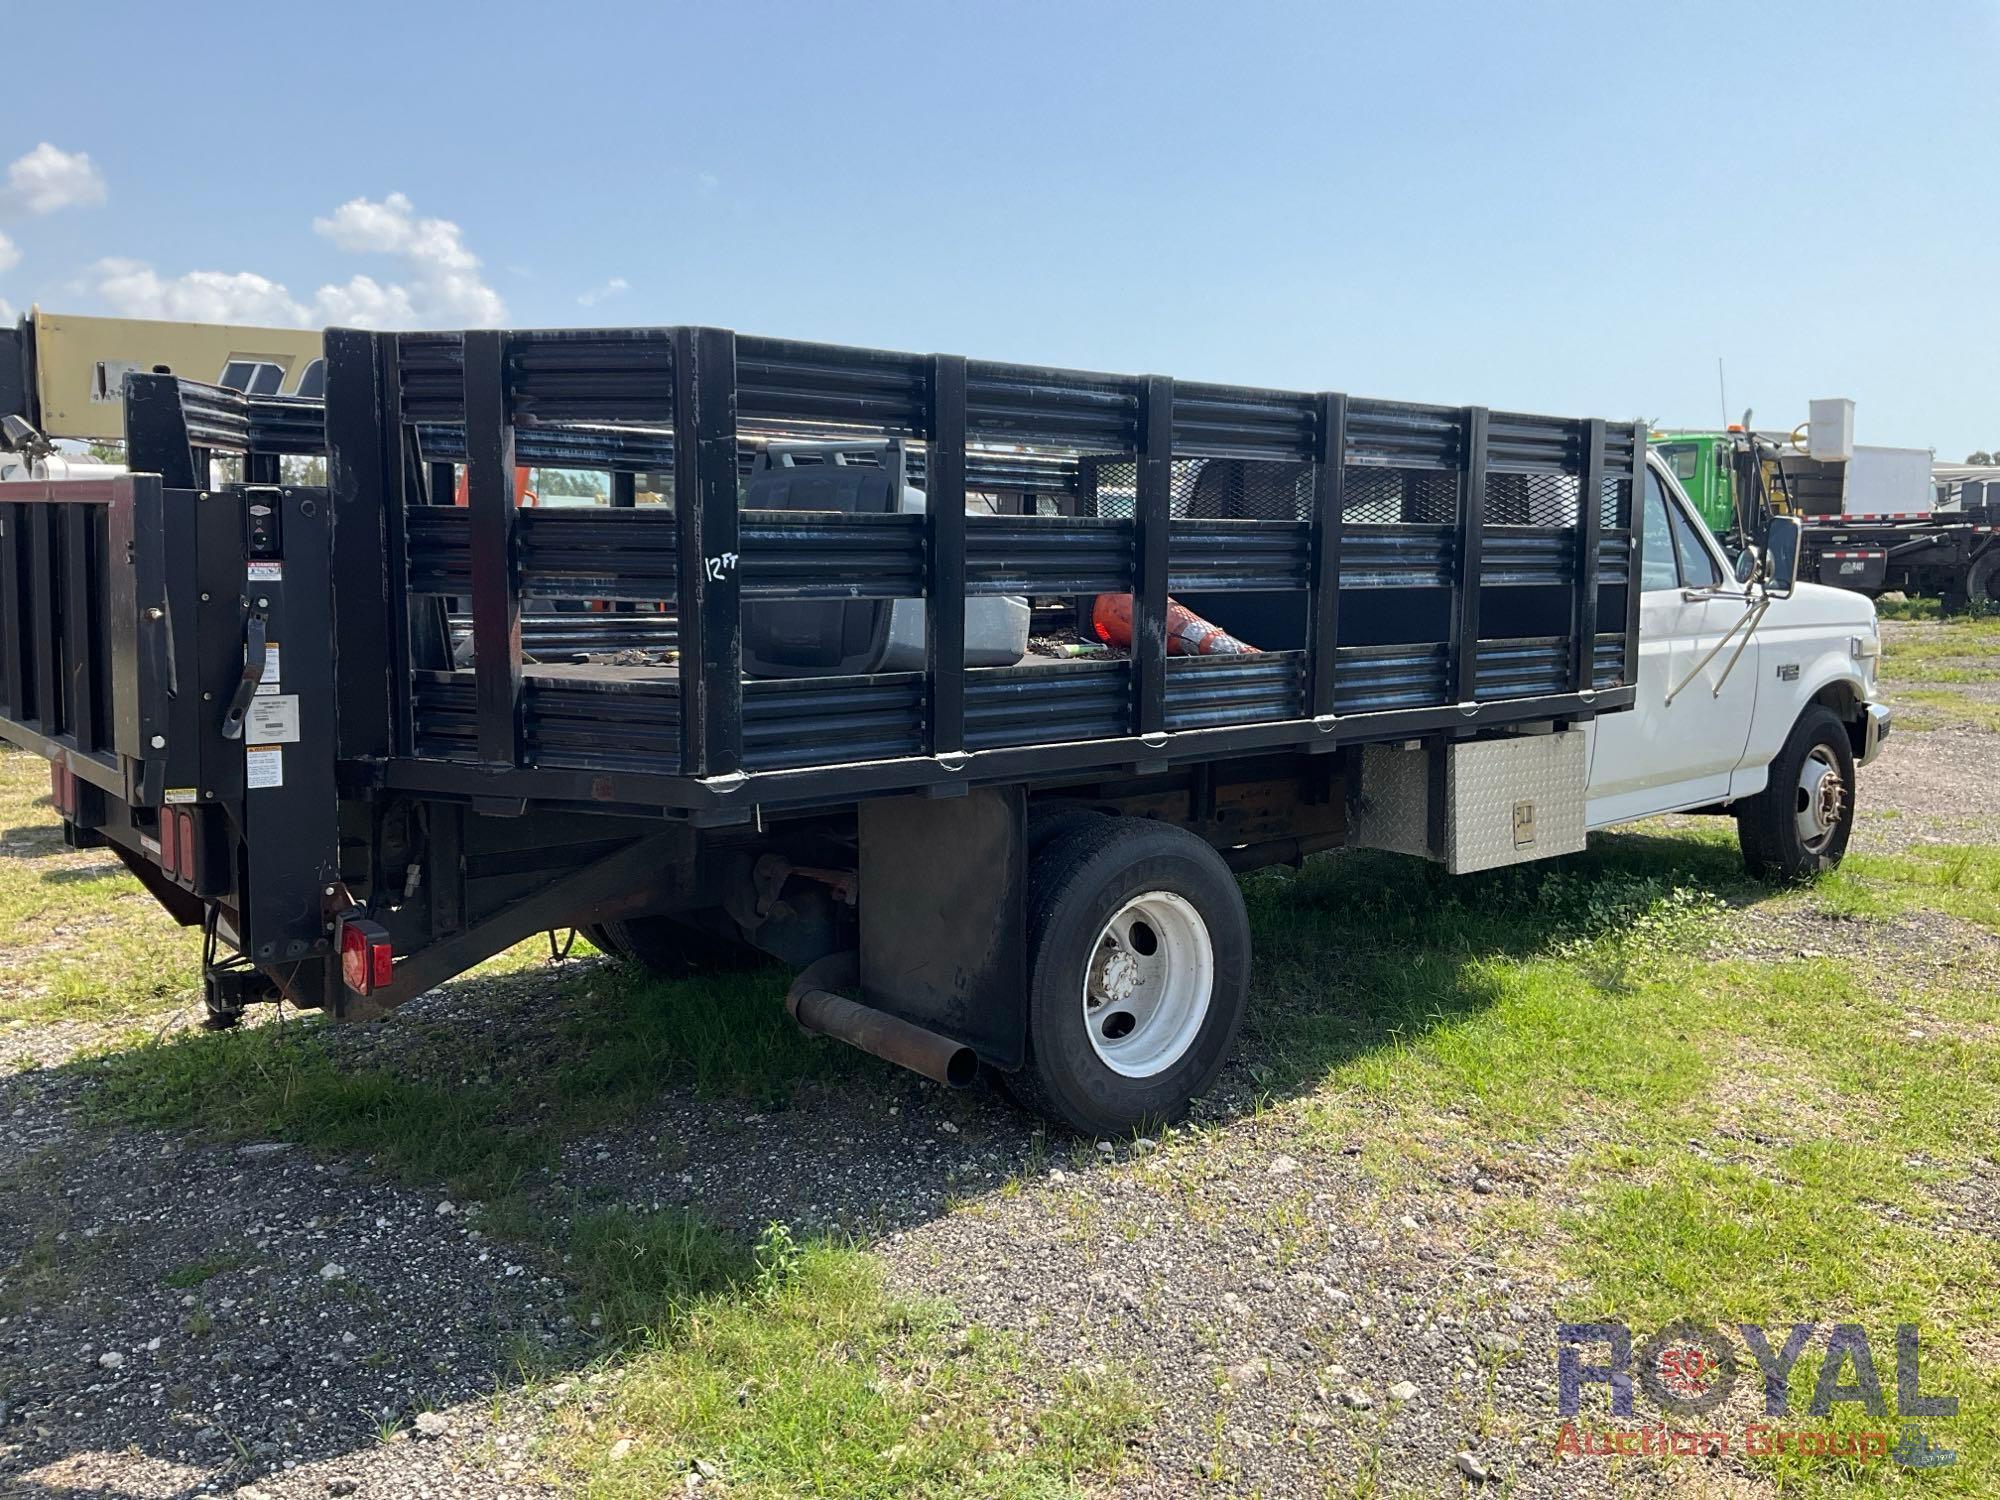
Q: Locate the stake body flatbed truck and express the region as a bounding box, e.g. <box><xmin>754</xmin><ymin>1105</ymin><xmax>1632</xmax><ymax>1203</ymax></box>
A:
<box><xmin>0</xmin><ymin>321</ymin><xmax>1889</xmax><ymax>1133</ymax></box>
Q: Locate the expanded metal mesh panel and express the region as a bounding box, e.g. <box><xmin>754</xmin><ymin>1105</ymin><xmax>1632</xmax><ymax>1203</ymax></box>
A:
<box><xmin>1173</xmin><ymin>459</ymin><xmax>1310</xmax><ymax>520</ymax></box>
<box><xmin>1486</xmin><ymin>471</ymin><xmax>1580</xmax><ymax>528</ymax></box>
<box><xmin>1083</xmin><ymin>459</ymin><xmax>1136</xmax><ymax>518</ymax></box>
<box><xmin>1342</xmin><ymin>466</ymin><xmax>1460</xmax><ymax>526</ymax></box>
<box><xmin>1088</xmin><ymin>458</ymin><xmax>1310</xmax><ymax>521</ymax></box>
<box><xmin>1600</xmin><ymin>476</ymin><xmax>1632</xmax><ymax>530</ymax></box>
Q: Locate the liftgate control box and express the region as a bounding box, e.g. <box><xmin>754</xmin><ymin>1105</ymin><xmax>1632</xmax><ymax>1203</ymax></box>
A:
<box><xmin>1346</xmin><ymin>730</ymin><xmax>1589</xmax><ymax>874</ymax></box>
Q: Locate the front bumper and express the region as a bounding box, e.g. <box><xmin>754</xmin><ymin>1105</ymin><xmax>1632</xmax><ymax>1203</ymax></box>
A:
<box><xmin>1860</xmin><ymin>701</ymin><xmax>1892</xmax><ymax>766</ymax></box>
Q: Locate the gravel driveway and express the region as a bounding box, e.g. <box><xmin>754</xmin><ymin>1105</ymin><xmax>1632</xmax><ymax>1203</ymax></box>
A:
<box><xmin>3</xmin><ymin>646</ymin><xmax>1996</xmax><ymax>1500</ymax></box>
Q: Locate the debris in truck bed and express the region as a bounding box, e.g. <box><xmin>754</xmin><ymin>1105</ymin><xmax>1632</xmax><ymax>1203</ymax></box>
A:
<box><xmin>1027</xmin><ymin>625</ymin><xmax>1124</xmax><ymax>660</ymax></box>
<box><xmin>577</xmin><ymin>647</ymin><xmax>676</xmax><ymax>668</ymax></box>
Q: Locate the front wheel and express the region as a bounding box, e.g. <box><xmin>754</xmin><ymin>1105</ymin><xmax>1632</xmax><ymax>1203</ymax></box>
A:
<box><xmin>1005</xmin><ymin>818</ymin><xmax>1251</xmax><ymax>1135</ymax></box>
<box><xmin>1737</xmin><ymin>705</ymin><xmax>1856</xmax><ymax>881</ymax></box>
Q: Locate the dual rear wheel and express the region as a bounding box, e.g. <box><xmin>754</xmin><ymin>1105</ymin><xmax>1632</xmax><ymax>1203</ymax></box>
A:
<box><xmin>587</xmin><ymin>813</ymin><xmax>1251</xmax><ymax>1137</ymax></box>
<box><xmin>1003</xmin><ymin>815</ymin><xmax>1252</xmax><ymax>1136</ymax></box>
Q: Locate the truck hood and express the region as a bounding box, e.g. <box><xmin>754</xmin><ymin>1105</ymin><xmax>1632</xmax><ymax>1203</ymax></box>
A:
<box><xmin>1766</xmin><ymin>580</ymin><xmax>1878</xmax><ymax>632</ymax></box>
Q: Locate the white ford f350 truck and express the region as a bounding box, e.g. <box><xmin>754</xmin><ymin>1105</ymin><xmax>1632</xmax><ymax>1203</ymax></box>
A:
<box><xmin>0</xmin><ymin>317</ymin><xmax>1892</xmax><ymax>1134</ymax></box>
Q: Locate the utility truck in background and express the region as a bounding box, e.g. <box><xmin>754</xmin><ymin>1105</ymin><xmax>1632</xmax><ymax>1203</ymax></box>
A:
<box><xmin>1656</xmin><ymin>398</ymin><xmax>1999</xmax><ymax>609</ymax></box>
<box><xmin>0</xmin><ymin>315</ymin><xmax>1889</xmax><ymax>1134</ymax></box>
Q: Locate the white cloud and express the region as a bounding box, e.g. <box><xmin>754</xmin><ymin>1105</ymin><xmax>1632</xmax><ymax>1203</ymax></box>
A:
<box><xmin>310</xmin><ymin>274</ymin><xmax>418</xmax><ymax>327</ymax></box>
<box><xmin>576</xmin><ymin>275</ymin><xmax>628</xmax><ymax>308</ymax></box>
<box><xmin>90</xmin><ymin>257</ymin><xmax>312</xmax><ymax>326</ymax></box>
<box><xmin>87</xmin><ymin>190</ymin><xmax>506</xmax><ymax>331</ymax></box>
<box><xmin>695</xmin><ymin>171</ymin><xmax>720</xmax><ymax>193</ymax></box>
<box><xmin>7</xmin><ymin>144</ymin><xmax>107</xmax><ymax>215</ymax></box>
<box><xmin>311</xmin><ymin>192</ymin><xmax>504</xmax><ymax>326</ymax></box>
<box><xmin>0</xmin><ymin>230</ymin><xmax>18</xmax><ymax>274</ymax></box>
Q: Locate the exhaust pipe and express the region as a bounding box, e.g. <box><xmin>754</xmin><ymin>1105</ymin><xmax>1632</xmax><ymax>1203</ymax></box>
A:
<box><xmin>784</xmin><ymin>954</ymin><xmax>978</xmax><ymax>1090</ymax></box>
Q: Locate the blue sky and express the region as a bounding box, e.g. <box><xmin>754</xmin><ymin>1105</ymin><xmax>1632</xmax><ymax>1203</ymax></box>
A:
<box><xmin>2</xmin><ymin>1</ymin><xmax>1994</xmax><ymax>454</ymax></box>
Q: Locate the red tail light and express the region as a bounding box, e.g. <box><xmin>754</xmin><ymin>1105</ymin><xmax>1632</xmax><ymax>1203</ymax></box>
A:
<box><xmin>175</xmin><ymin>810</ymin><xmax>197</xmax><ymax>881</ymax></box>
<box><xmin>339</xmin><ymin>918</ymin><xmax>394</xmax><ymax>995</ymax></box>
<box><xmin>158</xmin><ymin>807</ymin><xmax>180</xmax><ymax>874</ymax></box>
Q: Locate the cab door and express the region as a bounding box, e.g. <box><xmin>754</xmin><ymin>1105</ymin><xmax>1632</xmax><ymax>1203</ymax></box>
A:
<box><xmin>1585</xmin><ymin>465</ymin><xmax>1751</xmax><ymax>825</ymax></box>
<box><xmin>1663</xmin><ymin>486</ymin><xmax>1759</xmax><ymax>785</ymax></box>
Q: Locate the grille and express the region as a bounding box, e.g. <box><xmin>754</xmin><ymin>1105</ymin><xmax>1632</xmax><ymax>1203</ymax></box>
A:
<box><xmin>1486</xmin><ymin>471</ymin><xmax>1580</xmax><ymax>528</ymax></box>
<box><xmin>1342</xmin><ymin>466</ymin><xmax>1459</xmax><ymax>526</ymax></box>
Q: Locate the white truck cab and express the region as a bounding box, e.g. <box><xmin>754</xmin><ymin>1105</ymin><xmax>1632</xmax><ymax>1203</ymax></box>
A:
<box><xmin>1586</xmin><ymin>452</ymin><xmax>1891</xmax><ymax>878</ymax></box>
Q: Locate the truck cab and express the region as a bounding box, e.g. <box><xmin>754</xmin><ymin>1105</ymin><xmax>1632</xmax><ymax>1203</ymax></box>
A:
<box><xmin>1587</xmin><ymin>451</ymin><xmax>1890</xmax><ymax>876</ymax></box>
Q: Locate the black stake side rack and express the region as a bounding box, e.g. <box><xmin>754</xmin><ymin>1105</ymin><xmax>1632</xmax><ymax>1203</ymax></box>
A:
<box><xmin>109</xmin><ymin>326</ymin><xmax>1642</xmax><ymax>824</ymax></box>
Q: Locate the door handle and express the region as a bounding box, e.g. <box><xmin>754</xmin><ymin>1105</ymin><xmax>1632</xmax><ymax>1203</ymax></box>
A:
<box><xmin>219</xmin><ymin>607</ymin><xmax>271</xmax><ymax>739</ymax></box>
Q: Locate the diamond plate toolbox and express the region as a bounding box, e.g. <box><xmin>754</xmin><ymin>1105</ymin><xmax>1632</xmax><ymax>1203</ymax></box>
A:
<box><xmin>1350</xmin><ymin>730</ymin><xmax>1587</xmax><ymax>874</ymax></box>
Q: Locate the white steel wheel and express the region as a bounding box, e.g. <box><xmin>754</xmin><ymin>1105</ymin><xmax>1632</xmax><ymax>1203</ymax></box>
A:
<box><xmin>1795</xmin><ymin>745</ymin><xmax>1846</xmax><ymax>854</ymax></box>
<box><xmin>1013</xmin><ymin>817</ymin><xmax>1251</xmax><ymax>1136</ymax></box>
<box><xmin>1082</xmin><ymin>891</ymin><xmax>1214</xmax><ymax>1079</ymax></box>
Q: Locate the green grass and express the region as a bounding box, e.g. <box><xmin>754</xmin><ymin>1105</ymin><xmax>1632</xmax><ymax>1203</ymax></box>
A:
<box><xmin>1873</xmin><ymin>614</ymin><xmax>2000</xmax><ymax>734</ymax></box>
<box><xmin>1826</xmin><ymin>843</ymin><xmax>2000</xmax><ymax>930</ymax></box>
<box><xmin>1233</xmin><ymin>835</ymin><xmax>2000</xmax><ymax>1493</ymax></box>
<box><xmin>0</xmin><ymin>753</ymin><xmax>200</xmax><ymax>1025</ymax></box>
<box><xmin>1878</xmin><ymin>614</ymin><xmax>2000</xmax><ymax>680</ymax></box>
<box><xmin>84</xmin><ymin>952</ymin><xmax>857</xmax><ymax>1200</ymax></box>
<box><xmin>552</xmin><ymin>1222</ymin><xmax>1146</xmax><ymax>1499</ymax></box>
<box><xmin>162</xmin><ymin>1251</ymin><xmax>252</xmax><ymax>1289</ymax></box>
<box><xmin>69</xmin><ymin>927</ymin><xmax>1139</xmax><ymax>1495</ymax></box>
<box><xmin>1894</xmin><ymin>688</ymin><xmax>2000</xmax><ymax>734</ymax></box>
<box><xmin>1874</xmin><ymin>596</ymin><xmax>1943</xmax><ymax>622</ymax></box>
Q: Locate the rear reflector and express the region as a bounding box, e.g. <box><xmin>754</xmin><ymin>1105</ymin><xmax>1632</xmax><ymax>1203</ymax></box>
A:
<box><xmin>339</xmin><ymin>918</ymin><xmax>394</xmax><ymax>995</ymax></box>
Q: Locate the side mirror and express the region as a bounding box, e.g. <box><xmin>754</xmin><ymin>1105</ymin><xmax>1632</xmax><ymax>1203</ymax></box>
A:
<box><xmin>1763</xmin><ymin>516</ymin><xmax>1803</xmax><ymax>597</ymax></box>
<box><xmin>1733</xmin><ymin>546</ymin><xmax>1761</xmax><ymax>586</ymax></box>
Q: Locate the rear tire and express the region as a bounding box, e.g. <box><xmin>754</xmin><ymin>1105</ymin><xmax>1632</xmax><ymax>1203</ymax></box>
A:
<box><xmin>1737</xmin><ymin>705</ymin><xmax>1856</xmax><ymax>881</ymax></box>
<box><xmin>1027</xmin><ymin>803</ymin><xmax>1111</xmax><ymax>858</ymax></box>
<box><xmin>1005</xmin><ymin>818</ymin><xmax>1251</xmax><ymax>1135</ymax></box>
<box><xmin>580</xmin><ymin>924</ymin><xmax>626</xmax><ymax>958</ymax></box>
<box><xmin>600</xmin><ymin>913</ymin><xmax>759</xmax><ymax>978</ymax></box>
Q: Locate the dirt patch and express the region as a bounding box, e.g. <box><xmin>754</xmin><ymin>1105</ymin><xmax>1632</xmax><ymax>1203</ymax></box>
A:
<box><xmin>1733</xmin><ymin>903</ymin><xmax>2000</xmax><ymax>990</ymax></box>
<box><xmin>1850</xmin><ymin>720</ymin><xmax>2000</xmax><ymax>850</ymax></box>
